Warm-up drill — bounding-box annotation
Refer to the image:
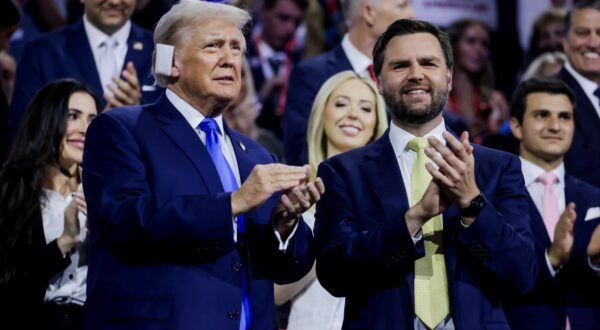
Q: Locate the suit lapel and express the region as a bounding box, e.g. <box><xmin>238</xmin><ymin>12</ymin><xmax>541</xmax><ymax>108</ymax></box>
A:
<box><xmin>361</xmin><ymin>133</ymin><xmax>410</xmax><ymax>224</ymax></box>
<box><xmin>225</xmin><ymin>126</ymin><xmax>255</xmax><ymax>183</ymax></box>
<box><xmin>564</xmin><ymin>175</ymin><xmax>587</xmax><ymax>240</ymax></box>
<box><xmin>326</xmin><ymin>44</ymin><xmax>353</xmax><ymax>74</ymax></box>
<box><xmin>560</xmin><ymin>68</ymin><xmax>600</xmax><ymax>136</ymax></box>
<box><xmin>70</xmin><ymin>21</ymin><xmax>103</xmax><ymax>98</ymax></box>
<box><xmin>123</xmin><ymin>24</ymin><xmax>151</xmax><ymax>73</ymax></box>
<box><xmin>154</xmin><ymin>94</ymin><xmax>224</xmax><ymax>194</ymax></box>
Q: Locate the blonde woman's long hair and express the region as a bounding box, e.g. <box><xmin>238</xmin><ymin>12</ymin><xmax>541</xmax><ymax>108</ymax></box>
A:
<box><xmin>306</xmin><ymin>71</ymin><xmax>388</xmax><ymax>180</ymax></box>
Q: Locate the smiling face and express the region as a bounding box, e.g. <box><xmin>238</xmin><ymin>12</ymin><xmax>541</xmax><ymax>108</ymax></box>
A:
<box><xmin>323</xmin><ymin>78</ymin><xmax>377</xmax><ymax>157</ymax></box>
<box><xmin>172</xmin><ymin>19</ymin><xmax>244</xmax><ymax>116</ymax></box>
<box><xmin>82</xmin><ymin>0</ymin><xmax>136</xmax><ymax>35</ymax></box>
<box><xmin>59</xmin><ymin>92</ymin><xmax>97</xmax><ymax>171</ymax></box>
<box><xmin>511</xmin><ymin>92</ymin><xmax>574</xmax><ymax>169</ymax></box>
<box><xmin>563</xmin><ymin>8</ymin><xmax>600</xmax><ymax>83</ymax></box>
<box><xmin>379</xmin><ymin>33</ymin><xmax>452</xmax><ymax>128</ymax></box>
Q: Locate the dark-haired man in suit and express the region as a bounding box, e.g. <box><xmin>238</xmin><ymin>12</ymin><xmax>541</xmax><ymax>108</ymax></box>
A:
<box><xmin>506</xmin><ymin>78</ymin><xmax>600</xmax><ymax>330</ymax></box>
<box><xmin>9</xmin><ymin>0</ymin><xmax>161</xmax><ymax>138</ymax></box>
<box><xmin>314</xmin><ymin>19</ymin><xmax>537</xmax><ymax>329</ymax></box>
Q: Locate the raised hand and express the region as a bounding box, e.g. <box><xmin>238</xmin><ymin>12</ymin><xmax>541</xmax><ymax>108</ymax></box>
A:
<box><xmin>57</xmin><ymin>199</ymin><xmax>82</xmax><ymax>256</ymax></box>
<box><xmin>548</xmin><ymin>202</ymin><xmax>577</xmax><ymax>268</ymax></box>
<box><xmin>104</xmin><ymin>61</ymin><xmax>142</xmax><ymax>109</ymax></box>
<box><xmin>405</xmin><ymin>180</ymin><xmax>449</xmax><ymax>236</ymax></box>
<box><xmin>424</xmin><ymin>131</ymin><xmax>480</xmax><ymax>209</ymax></box>
<box><xmin>272</xmin><ymin>177</ymin><xmax>325</xmax><ymax>238</ymax></box>
<box><xmin>231</xmin><ymin>164</ymin><xmax>309</xmax><ymax>216</ymax></box>
<box><xmin>588</xmin><ymin>224</ymin><xmax>600</xmax><ymax>267</ymax></box>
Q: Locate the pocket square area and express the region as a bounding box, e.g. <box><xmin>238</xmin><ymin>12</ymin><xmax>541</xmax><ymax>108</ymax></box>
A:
<box><xmin>584</xmin><ymin>207</ymin><xmax>600</xmax><ymax>221</ymax></box>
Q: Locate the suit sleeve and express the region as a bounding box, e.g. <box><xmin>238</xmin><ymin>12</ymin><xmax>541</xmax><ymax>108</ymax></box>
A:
<box><xmin>314</xmin><ymin>161</ymin><xmax>424</xmax><ymax>297</ymax></box>
<box><xmin>246</xmin><ymin>215</ymin><xmax>315</xmax><ymax>284</ymax></box>
<box><xmin>241</xmin><ymin>151</ymin><xmax>316</xmax><ymax>284</ymax></box>
<box><xmin>282</xmin><ymin>63</ymin><xmax>317</xmax><ymax>166</ymax></box>
<box><xmin>458</xmin><ymin>155</ymin><xmax>538</xmax><ymax>294</ymax></box>
<box><xmin>82</xmin><ymin>113</ymin><xmax>236</xmax><ymax>260</ymax></box>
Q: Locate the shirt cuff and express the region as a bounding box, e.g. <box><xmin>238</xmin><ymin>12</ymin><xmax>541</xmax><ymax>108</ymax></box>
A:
<box><xmin>273</xmin><ymin>221</ymin><xmax>299</xmax><ymax>251</ymax></box>
<box><xmin>545</xmin><ymin>249</ymin><xmax>560</xmax><ymax>277</ymax></box>
<box><xmin>588</xmin><ymin>256</ymin><xmax>600</xmax><ymax>276</ymax></box>
<box><xmin>411</xmin><ymin>229</ymin><xmax>423</xmax><ymax>245</ymax></box>
<box><xmin>460</xmin><ymin>219</ymin><xmax>470</xmax><ymax>228</ymax></box>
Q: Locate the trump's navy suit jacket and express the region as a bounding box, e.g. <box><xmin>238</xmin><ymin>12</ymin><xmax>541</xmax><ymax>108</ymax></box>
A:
<box><xmin>314</xmin><ymin>131</ymin><xmax>538</xmax><ymax>329</ymax></box>
<box><xmin>560</xmin><ymin>68</ymin><xmax>600</xmax><ymax>189</ymax></box>
<box><xmin>282</xmin><ymin>44</ymin><xmax>352</xmax><ymax>166</ymax></box>
<box><xmin>10</xmin><ymin>19</ymin><xmax>161</xmax><ymax>138</ymax></box>
<box><xmin>505</xmin><ymin>174</ymin><xmax>600</xmax><ymax>330</ymax></box>
<box><xmin>82</xmin><ymin>94</ymin><xmax>315</xmax><ymax>330</ymax></box>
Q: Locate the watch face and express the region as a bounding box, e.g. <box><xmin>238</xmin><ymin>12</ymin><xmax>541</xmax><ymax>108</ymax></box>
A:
<box><xmin>475</xmin><ymin>195</ymin><xmax>485</xmax><ymax>208</ymax></box>
<box><xmin>461</xmin><ymin>194</ymin><xmax>485</xmax><ymax>217</ymax></box>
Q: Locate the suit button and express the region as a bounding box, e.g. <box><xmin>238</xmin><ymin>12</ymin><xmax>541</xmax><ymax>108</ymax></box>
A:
<box><xmin>233</xmin><ymin>262</ymin><xmax>243</xmax><ymax>272</ymax></box>
<box><xmin>228</xmin><ymin>309</ymin><xmax>240</xmax><ymax>320</ymax></box>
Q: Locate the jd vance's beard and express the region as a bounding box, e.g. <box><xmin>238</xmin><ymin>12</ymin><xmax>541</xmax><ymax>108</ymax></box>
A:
<box><xmin>384</xmin><ymin>87</ymin><xmax>449</xmax><ymax>125</ymax></box>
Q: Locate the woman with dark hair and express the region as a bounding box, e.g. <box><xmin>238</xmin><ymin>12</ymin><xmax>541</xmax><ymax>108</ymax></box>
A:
<box><xmin>447</xmin><ymin>19</ymin><xmax>509</xmax><ymax>144</ymax></box>
<box><xmin>0</xmin><ymin>79</ymin><xmax>97</xmax><ymax>329</ymax></box>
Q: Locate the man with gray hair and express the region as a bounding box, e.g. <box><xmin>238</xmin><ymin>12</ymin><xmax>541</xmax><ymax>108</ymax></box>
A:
<box><xmin>82</xmin><ymin>1</ymin><xmax>323</xmax><ymax>329</ymax></box>
<box><xmin>282</xmin><ymin>0</ymin><xmax>415</xmax><ymax>165</ymax></box>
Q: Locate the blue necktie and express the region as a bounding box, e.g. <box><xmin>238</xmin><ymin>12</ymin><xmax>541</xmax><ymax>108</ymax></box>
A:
<box><xmin>199</xmin><ymin>118</ymin><xmax>252</xmax><ymax>329</ymax></box>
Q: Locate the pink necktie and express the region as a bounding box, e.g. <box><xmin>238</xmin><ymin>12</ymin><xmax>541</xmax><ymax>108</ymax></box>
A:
<box><xmin>538</xmin><ymin>172</ymin><xmax>569</xmax><ymax>329</ymax></box>
<box><xmin>537</xmin><ymin>172</ymin><xmax>560</xmax><ymax>241</ymax></box>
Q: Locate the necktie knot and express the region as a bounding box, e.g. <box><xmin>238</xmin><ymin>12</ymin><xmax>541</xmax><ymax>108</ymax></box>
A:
<box><xmin>268</xmin><ymin>57</ymin><xmax>283</xmax><ymax>75</ymax></box>
<box><xmin>199</xmin><ymin>117</ymin><xmax>219</xmax><ymax>134</ymax></box>
<box><xmin>101</xmin><ymin>37</ymin><xmax>118</xmax><ymax>49</ymax></box>
<box><xmin>537</xmin><ymin>172</ymin><xmax>558</xmax><ymax>186</ymax></box>
<box><xmin>408</xmin><ymin>137</ymin><xmax>429</xmax><ymax>152</ymax></box>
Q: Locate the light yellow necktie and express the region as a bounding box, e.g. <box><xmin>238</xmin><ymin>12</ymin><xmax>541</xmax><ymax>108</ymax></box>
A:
<box><xmin>408</xmin><ymin>137</ymin><xmax>450</xmax><ymax>329</ymax></box>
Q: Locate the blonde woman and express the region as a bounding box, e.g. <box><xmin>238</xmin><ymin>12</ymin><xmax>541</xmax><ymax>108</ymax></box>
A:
<box><xmin>275</xmin><ymin>71</ymin><xmax>388</xmax><ymax>329</ymax></box>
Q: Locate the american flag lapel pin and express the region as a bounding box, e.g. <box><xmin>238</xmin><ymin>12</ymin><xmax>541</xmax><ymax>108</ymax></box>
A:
<box><xmin>239</xmin><ymin>141</ymin><xmax>246</xmax><ymax>151</ymax></box>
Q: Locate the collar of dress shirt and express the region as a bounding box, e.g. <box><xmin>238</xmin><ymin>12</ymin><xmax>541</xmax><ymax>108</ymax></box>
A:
<box><xmin>341</xmin><ymin>33</ymin><xmax>372</xmax><ymax>74</ymax></box>
<box><xmin>166</xmin><ymin>89</ymin><xmax>225</xmax><ymax>135</ymax></box>
<box><xmin>388</xmin><ymin>118</ymin><xmax>447</xmax><ymax>157</ymax></box>
<box><xmin>519</xmin><ymin>157</ymin><xmax>565</xmax><ymax>188</ymax></box>
<box><xmin>564</xmin><ymin>62</ymin><xmax>600</xmax><ymax>113</ymax></box>
<box><xmin>83</xmin><ymin>14</ymin><xmax>131</xmax><ymax>50</ymax></box>
<box><xmin>257</xmin><ymin>39</ymin><xmax>286</xmax><ymax>62</ymax></box>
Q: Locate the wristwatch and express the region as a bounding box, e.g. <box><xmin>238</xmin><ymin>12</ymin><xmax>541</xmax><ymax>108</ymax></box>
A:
<box><xmin>460</xmin><ymin>194</ymin><xmax>486</xmax><ymax>217</ymax></box>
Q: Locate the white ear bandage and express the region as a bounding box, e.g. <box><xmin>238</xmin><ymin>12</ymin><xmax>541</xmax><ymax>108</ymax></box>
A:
<box><xmin>155</xmin><ymin>43</ymin><xmax>175</xmax><ymax>76</ymax></box>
